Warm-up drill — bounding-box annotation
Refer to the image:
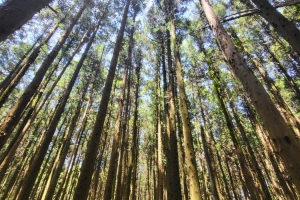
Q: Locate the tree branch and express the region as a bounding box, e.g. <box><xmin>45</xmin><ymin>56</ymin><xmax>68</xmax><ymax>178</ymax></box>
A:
<box><xmin>47</xmin><ymin>5</ymin><xmax>58</xmax><ymax>15</ymax></box>
<box><xmin>221</xmin><ymin>0</ymin><xmax>300</xmax><ymax>23</ymax></box>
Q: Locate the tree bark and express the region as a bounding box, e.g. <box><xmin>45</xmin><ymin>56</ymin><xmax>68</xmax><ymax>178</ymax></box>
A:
<box><xmin>169</xmin><ymin>6</ymin><xmax>201</xmax><ymax>200</ymax></box>
<box><xmin>15</xmin><ymin>12</ymin><xmax>96</xmax><ymax>199</ymax></box>
<box><xmin>0</xmin><ymin>4</ymin><xmax>86</xmax><ymax>148</ymax></box>
<box><xmin>73</xmin><ymin>1</ymin><xmax>130</xmax><ymax>199</ymax></box>
<box><xmin>0</xmin><ymin>17</ymin><xmax>64</xmax><ymax>108</ymax></box>
<box><xmin>250</xmin><ymin>0</ymin><xmax>300</xmax><ymax>54</ymax></box>
<box><xmin>0</xmin><ymin>0</ymin><xmax>54</xmax><ymax>42</ymax></box>
<box><xmin>103</xmin><ymin>62</ymin><xmax>129</xmax><ymax>200</ymax></box>
<box><xmin>201</xmin><ymin>0</ymin><xmax>300</xmax><ymax>191</ymax></box>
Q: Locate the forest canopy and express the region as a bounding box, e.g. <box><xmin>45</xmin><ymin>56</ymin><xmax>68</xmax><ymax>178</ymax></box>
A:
<box><xmin>0</xmin><ymin>0</ymin><xmax>300</xmax><ymax>199</ymax></box>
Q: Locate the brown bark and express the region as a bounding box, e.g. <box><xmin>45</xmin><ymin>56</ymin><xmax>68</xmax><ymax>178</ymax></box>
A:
<box><xmin>221</xmin><ymin>0</ymin><xmax>300</xmax><ymax>23</ymax></box>
<box><xmin>15</xmin><ymin>13</ymin><xmax>95</xmax><ymax>199</ymax></box>
<box><xmin>164</xmin><ymin>23</ymin><xmax>182</xmax><ymax>199</ymax></box>
<box><xmin>41</xmin><ymin>73</ymin><xmax>91</xmax><ymax>200</ymax></box>
<box><xmin>0</xmin><ymin>17</ymin><xmax>64</xmax><ymax>108</ymax></box>
<box><xmin>125</xmin><ymin>48</ymin><xmax>141</xmax><ymax>200</ymax></box>
<box><xmin>229</xmin><ymin>100</ymin><xmax>272</xmax><ymax>199</ymax></box>
<box><xmin>103</xmin><ymin>61</ymin><xmax>129</xmax><ymax>200</ymax></box>
<box><xmin>199</xmin><ymin>125</ymin><xmax>222</xmax><ymax>200</ymax></box>
<box><xmin>169</xmin><ymin>6</ymin><xmax>201</xmax><ymax>200</ymax></box>
<box><xmin>73</xmin><ymin>1</ymin><xmax>130</xmax><ymax>199</ymax></box>
<box><xmin>230</xmin><ymin>28</ymin><xmax>300</xmax><ymax>138</ymax></box>
<box><xmin>159</xmin><ymin>31</ymin><xmax>169</xmax><ymax>200</ymax></box>
<box><xmin>201</xmin><ymin>0</ymin><xmax>300</xmax><ymax>191</ymax></box>
<box><xmin>0</xmin><ymin>4</ymin><xmax>86</xmax><ymax>147</ymax></box>
<box><xmin>115</xmin><ymin>71</ymin><xmax>132</xmax><ymax>200</ymax></box>
<box><xmin>54</xmin><ymin>100</ymin><xmax>91</xmax><ymax>200</ymax></box>
<box><xmin>250</xmin><ymin>0</ymin><xmax>300</xmax><ymax>54</ymax></box>
<box><xmin>0</xmin><ymin>0</ymin><xmax>54</xmax><ymax>42</ymax></box>
<box><xmin>211</xmin><ymin>70</ymin><xmax>260</xmax><ymax>199</ymax></box>
<box><xmin>242</xmin><ymin>95</ymin><xmax>297</xmax><ymax>200</ymax></box>
<box><xmin>197</xmin><ymin>93</ymin><xmax>225</xmax><ymax>199</ymax></box>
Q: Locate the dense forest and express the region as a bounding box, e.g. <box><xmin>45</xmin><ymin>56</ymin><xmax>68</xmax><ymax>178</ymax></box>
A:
<box><xmin>0</xmin><ymin>0</ymin><xmax>300</xmax><ymax>199</ymax></box>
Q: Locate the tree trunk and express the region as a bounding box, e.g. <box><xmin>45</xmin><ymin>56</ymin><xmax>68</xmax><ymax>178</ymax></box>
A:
<box><xmin>115</xmin><ymin>71</ymin><xmax>132</xmax><ymax>200</ymax></box>
<box><xmin>0</xmin><ymin>4</ymin><xmax>86</xmax><ymax>147</ymax></box>
<box><xmin>164</xmin><ymin>24</ymin><xmax>182</xmax><ymax>199</ymax></box>
<box><xmin>155</xmin><ymin>51</ymin><xmax>164</xmax><ymax>200</ymax></box>
<box><xmin>0</xmin><ymin>17</ymin><xmax>64</xmax><ymax>108</ymax></box>
<box><xmin>54</xmin><ymin>101</ymin><xmax>90</xmax><ymax>200</ymax></box>
<box><xmin>169</xmin><ymin>7</ymin><xmax>201</xmax><ymax>200</ymax></box>
<box><xmin>125</xmin><ymin>48</ymin><xmax>141</xmax><ymax>200</ymax></box>
<box><xmin>103</xmin><ymin>60</ymin><xmax>129</xmax><ymax>200</ymax></box>
<box><xmin>250</xmin><ymin>0</ymin><xmax>300</xmax><ymax>54</ymax></box>
<box><xmin>41</xmin><ymin>70</ymin><xmax>92</xmax><ymax>200</ymax></box>
<box><xmin>0</xmin><ymin>0</ymin><xmax>54</xmax><ymax>42</ymax></box>
<box><xmin>209</xmin><ymin>66</ymin><xmax>261</xmax><ymax>198</ymax></box>
<box><xmin>73</xmin><ymin>1</ymin><xmax>130</xmax><ymax>199</ymax></box>
<box><xmin>199</xmin><ymin>125</ymin><xmax>222</xmax><ymax>200</ymax></box>
<box><xmin>15</xmin><ymin>12</ymin><xmax>96</xmax><ymax>199</ymax></box>
<box><xmin>201</xmin><ymin>0</ymin><xmax>300</xmax><ymax>191</ymax></box>
<box><xmin>229</xmin><ymin>99</ymin><xmax>272</xmax><ymax>199</ymax></box>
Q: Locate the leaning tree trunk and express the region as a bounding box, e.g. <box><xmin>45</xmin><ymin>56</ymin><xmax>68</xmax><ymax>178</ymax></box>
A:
<box><xmin>228</xmin><ymin>99</ymin><xmax>272</xmax><ymax>199</ymax></box>
<box><xmin>250</xmin><ymin>0</ymin><xmax>300</xmax><ymax>54</ymax></box>
<box><xmin>41</xmin><ymin>56</ymin><xmax>101</xmax><ymax>200</ymax></box>
<box><xmin>0</xmin><ymin>4</ymin><xmax>86</xmax><ymax>148</ymax></box>
<box><xmin>0</xmin><ymin>17</ymin><xmax>65</xmax><ymax>108</ymax></box>
<box><xmin>15</xmin><ymin>14</ymin><xmax>97</xmax><ymax>200</ymax></box>
<box><xmin>0</xmin><ymin>0</ymin><xmax>55</xmax><ymax>42</ymax></box>
<box><xmin>0</xmin><ymin>36</ymin><xmax>77</xmax><ymax>167</ymax></box>
<box><xmin>73</xmin><ymin>1</ymin><xmax>130</xmax><ymax>199</ymax></box>
<box><xmin>201</xmin><ymin>0</ymin><xmax>300</xmax><ymax>192</ymax></box>
<box><xmin>209</xmin><ymin>66</ymin><xmax>260</xmax><ymax>199</ymax></box>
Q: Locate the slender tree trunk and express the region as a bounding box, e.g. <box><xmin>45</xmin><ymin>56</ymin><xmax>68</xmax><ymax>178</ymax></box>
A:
<box><xmin>0</xmin><ymin>28</ymin><xmax>46</xmax><ymax>92</ymax></box>
<box><xmin>0</xmin><ymin>28</ymin><xmax>43</xmax><ymax>92</ymax></box>
<box><xmin>73</xmin><ymin>1</ymin><xmax>130</xmax><ymax>199</ymax></box>
<box><xmin>125</xmin><ymin>49</ymin><xmax>141</xmax><ymax>200</ymax></box>
<box><xmin>212</xmin><ymin>66</ymin><xmax>262</xmax><ymax>199</ymax></box>
<box><xmin>230</xmin><ymin>28</ymin><xmax>300</xmax><ymax>137</ymax></box>
<box><xmin>259</xmin><ymin>36</ymin><xmax>300</xmax><ymax>101</ymax></box>
<box><xmin>42</xmin><ymin>78</ymin><xmax>90</xmax><ymax>200</ymax></box>
<box><xmin>115</xmin><ymin>74</ymin><xmax>132</xmax><ymax>200</ymax></box>
<box><xmin>0</xmin><ymin>4</ymin><xmax>86</xmax><ymax>147</ymax></box>
<box><xmin>104</xmin><ymin>64</ymin><xmax>129</xmax><ymax>200</ymax></box>
<box><xmin>242</xmin><ymin>95</ymin><xmax>297</xmax><ymax>200</ymax></box>
<box><xmin>0</xmin><ymin>17</ymin><xmax>64</xmax><ymax>108</ymax></box>
<box><xmin>0</xmin><ymin>0</ymin><xmax>54</xmax><ymax>42</ymax></box>
<box><xmin>0</xmin><ymin>34</ymin><xmax>77</xmax><ymax>166</ymax></box>
<box><xmin>201</xmin><ymin>0</ymin><xmax>300</xmax><ymax>191</ymax></box>
<box><xmin>15</xmin><ymin>14</ymin><xmax>95</xmax><ymax>200</ymax></box>
<box><xmin>117</xmin><ymin>12</ymin><xmax>141</xmax><ymax>199</ymax></box>
<box><xmin>164</xmin><ymin>24</ymin><xmax>182</xmax><ymax>200</ymax></box>
<box><xmin>199</xmin><ymin>125</ymin><xmax>222</xmax><ymax>200</ymax></box>
<box><xmin>229</xmin><ymin>100</ymin><xmax>272</xmax><ymax>199</ymax></box>
<box><xmin>55</xmin><ymin>103</ymin><xmax>90</xmax><ymax>200</ymax></box>
<box><xmin>169</xmin><ymin>6</ymin><xmax>201</xmax><ymax>200</ymax></box>
<box><xmin>250</xmin><ymin>0</ymin><xmax>300</xmax><ymax>54</ymax></box>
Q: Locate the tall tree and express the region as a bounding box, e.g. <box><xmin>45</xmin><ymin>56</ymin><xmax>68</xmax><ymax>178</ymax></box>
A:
<box><xmin>201</xmin><ymin>0</ymin><xmax>300</xmax><ymax>192</ymax></box>
<box><xmin>0</xmin><ymin>0</ymin><xmax>55</xmax><ymax>42</ymax></box>
<box><xmin>73</xmin><ymin>0</ymin><xmax>131</xmax><ymax>199</ymax></box>
<box><xmin>169</xmin><ymin>1</ymin><xmax>202</xmax><ymax>199</ymax></box>
<box><xmin>0</xmin><ymin>3</ymin><xmax>86</xmax><ymax>148</ymax></box>
<box><xmin>250</xmin><ymin>0</ymin><xmax>300</xmax><ymax>54</ymax></box>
